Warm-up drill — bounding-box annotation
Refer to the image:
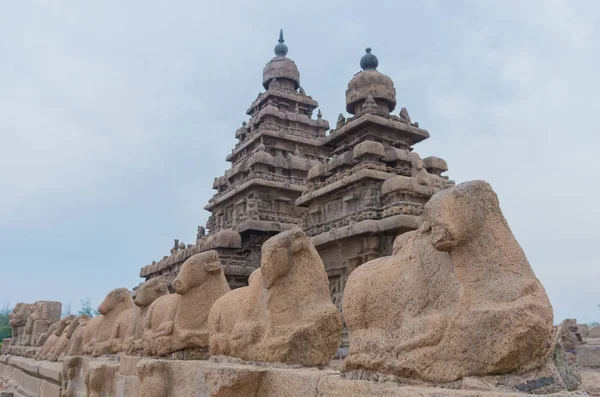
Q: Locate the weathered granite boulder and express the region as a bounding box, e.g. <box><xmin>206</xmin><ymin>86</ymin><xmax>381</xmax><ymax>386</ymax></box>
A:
<box><xmin>209</xmin><ymin>228</ymin><xmax>342</xmax><ymax>366</ymax></box>
<box><xmin>343</xmin><ymin>180</ymin><xmax>556</xmax><ymax>383</ymax></box>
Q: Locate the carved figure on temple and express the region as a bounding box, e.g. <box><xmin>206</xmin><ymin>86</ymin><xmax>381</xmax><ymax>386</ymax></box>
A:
<box><xmin>399</xmin><ymin>107</ymin><xmax>411</xmax><ymax>123</ymax></box>
<box><xmin>269</xmin><ymin>77</ymin><xmax>280</xmax><ymax>90</ymax></box>
<box><xmin>21</xmin><ymin>301</ymin><xmax>61</xmax><ymax>347</ymax></box>
<box><xmin>343</xmin><ymin>181</ymin><xmax>555</xmax><ymax>383</ymax></box>
<box><xmin>363</xmin><ymin>95</ymin><xmax>378</xmax><ymax>113</ymax></box>
<box><xmin>208</xmin><ymin>228</ymin><xmax>342</xmax><ymax>366</ymax></box>
<box><xmin>559</xmin><ymin>319</ymin><xmax>585</xmax><ymax>350</ymax></box>
<box><xmin>197</xmin><ymin>226</ymin><xmax>206</xmax><ymax>243</ymax></box>
<box><xmin>88</xmin><ymin>288</ymin><xmax>135</xmax><ymax>356</ymax></box>
<box><xmin>336</xmin><ymin>113</ymin><xmax>346</xmax><ymax>129</ymax></box>
<box><xmin>245</xmin><ymin>197</ymin><xmax>261</xmax><ymax>220</ymax></box>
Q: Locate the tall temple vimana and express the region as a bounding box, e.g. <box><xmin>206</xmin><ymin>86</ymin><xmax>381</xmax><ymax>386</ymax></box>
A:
<box><xmin>138</xmin><ymin>31</ymin><xmax>453</xmax><ymax>312</ymax></box>
<box><xmin>4</xmin><ymin>31</ymin><xmax>596</xmax><ymax>397</ymax></box>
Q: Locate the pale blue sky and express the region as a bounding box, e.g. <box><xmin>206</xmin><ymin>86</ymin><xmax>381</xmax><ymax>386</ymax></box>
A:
<box><xmin>1</xmin><ymin>1</ymin><xmax>599</xmax><ymax>323</ymax></box>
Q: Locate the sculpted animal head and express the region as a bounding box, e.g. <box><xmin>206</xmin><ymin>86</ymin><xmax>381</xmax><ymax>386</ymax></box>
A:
<box><xmin>135</xmin><ymin>279</ymin><xmax>169</xmax><ymax>307</ymax></box>
<box><xmin>54</xmin><ymin>315</ymin><xmax>76</xmax><ymax>337</ymax></box>
<box><xmin>425</xmin><ymin>180</ymin><xmax>499</xmax><ymax>252</ymax></box>
<box><xmin>98</xmin><ymin>288</ymin><xmax>133</xmax><ymax>315</ymax></box>
<box><xmin>66</xmin><ymin>314</ymin><xmax>91</xmax><ymax>338</ymax></box>
<box><xmin>172</xmin><ymin>250</ymin><xmax>222</xmax><ymax>294</ymax></box>
<box><xmin>260</xmin><ymin>228</ymin><xmax>312</xmax><ymax>288</ymax></box>
<box><xmin>9</xmin><ymin>303</ymin><xmax>30</xmax><ymax>327</ymax></box>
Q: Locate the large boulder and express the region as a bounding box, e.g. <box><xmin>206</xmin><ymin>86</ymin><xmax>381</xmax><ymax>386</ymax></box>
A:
<box><xmin>343</xmin><ymin>180</ymin><xmax>556</xmax><ymax>383</ymax></box>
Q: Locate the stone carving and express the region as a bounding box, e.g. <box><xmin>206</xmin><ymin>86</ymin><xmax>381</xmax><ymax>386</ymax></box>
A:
<box><xmin>82</xmin><ymin>315</ymin><xmax>104</xmax><ymax>355</ymax></box>
<box><xmin>559</xmin><ymin>319</ymin><xmax>585</xmax><ymax>350</ymax></box>
<box><xmin>363</xmin><ymin>95</ymin><xmax>378</xmax><ymax>113</ymax></box>
<box><xmin>47</xmin><ymin>314</ymin><xmax>90</xmax><ymax>361</ymax></box>
<box><xmin>144</xmin><ymin>251</ymin><xmax>230</xmax><ymax>357</ymax></box>
<box><xmin>209</xmin><ymin>228</ymin><xmax>342</xmax><ymax>366</ymax></box>
<box><xmin>36</xmin><ymin>315</ymin><xmax>74</xmax><ymax>360</ymax></box>
<box><xmin>197</xmin><ymin>225</ymin><xmax>206</xmax><ymax>242</ymax></box>
<box><xmin>269</xmin><ymin>77</ymin><xmax>280</xmax><ymax>90</ymax></box>
<box><xmin>336</xmin><ymin>113</ymin><xmax>345</xmax><ymax>128</ymax></box>
<box><xmin>85</xmin><ymin>288</ymin><xmax>135</xmax><ymax>356</ymax></box>
<box><xmin>9</xmin><ymin>303</ymin><xmax>30</xmax><ymax>346</ymax></box>
<box><xmin>171</xmin><ymin>250</ymin><xmax>231</xmax><ymax>355</ymax></box>
<box><xmin>119</xmin><ymin>278</ymin><xmax>170</xmax><ymax>354</ymax></box>
<box><xmin>343</xmin><ymin>181</ymin><xmax>555</xmax><ymax>383</ymax></box>
<box><xmin>142</xmin><ymin>291</ymin><xmax>180</xmax><ymax>356</ymax></box>
<box><xmin>62</xmin><ymin>314</ymin><xmax>92</xmax><ymax>358</ymax></box>
<box><xmin>399</xmin><ymin>106</ymin><xmax>411</xmax><ymax>123</ymax></box>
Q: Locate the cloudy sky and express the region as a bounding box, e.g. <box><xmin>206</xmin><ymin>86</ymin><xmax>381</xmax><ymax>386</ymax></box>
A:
<box><xmin>1</xmin><ymin>1</ymin><xmax>598</xmax><ymax>323</ymax></box>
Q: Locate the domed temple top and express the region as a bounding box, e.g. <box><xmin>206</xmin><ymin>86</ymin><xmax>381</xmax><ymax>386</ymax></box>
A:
<box><xmin>346</xmin><ymin>48</ymin><xmax>396</xmax><ymax>114</ymax></box>
<box><xmin>263</xmin><ymin>30</ymin><xmax>300</xmax><ymax>90</ymax></box>
<box><xmin>360</xmin><ymin>48</ymin><xmax>378</xmax><ymax>70</ymax></box>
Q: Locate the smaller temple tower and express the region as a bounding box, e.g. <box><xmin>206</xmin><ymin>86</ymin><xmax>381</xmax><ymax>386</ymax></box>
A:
<box><xmin>139</xmin><ymin>31</ymin><xmax>330</xmax><ymax>290</ymax></box>
<box><xmin>295</xmin><ymin>48</ymin><xmax>453</xmax><ymax>315</ymax></box>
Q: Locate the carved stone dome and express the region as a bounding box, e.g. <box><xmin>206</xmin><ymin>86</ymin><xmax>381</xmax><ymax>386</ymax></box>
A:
<box><xmin>262</xmin><ymin>30</ymin><xmax>300</xmax><ymax>90</ymax></box>
<box><xmin>346</xmin><ymin>48</ymin><xmax>396</xmax><ymax>114</ymax></box>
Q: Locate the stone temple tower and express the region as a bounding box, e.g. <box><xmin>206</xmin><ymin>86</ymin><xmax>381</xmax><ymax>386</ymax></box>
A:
<box><xmin>139</xmin><ymin>31</ymin><xmax>329</xmax><ymax>289</ymax></box>
<box><xmin>296</xmin><ymin>48</ymin><xmax>453</xmax><ymax>314</ymax></box>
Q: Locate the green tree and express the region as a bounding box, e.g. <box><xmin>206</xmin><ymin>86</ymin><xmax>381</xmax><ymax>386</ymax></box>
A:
<box><xmin>62</xmin><ymin>302</ymin><xmax>72</xmax><ymax>318</ymax></box>
<box><xmin>78</xmin><ymin>298</ymin><xmax>99</xmax><ymax>318</ymax></box>
<box><xmin>0</xmin><ymin>301</ymin><xmax>12</xmax><ymax>340</ymax></box>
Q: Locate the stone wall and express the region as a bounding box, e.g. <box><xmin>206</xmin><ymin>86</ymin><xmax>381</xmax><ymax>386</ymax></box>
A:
<box><xmin>0</xmin><ymin>355</ymin><xmax>586</xmax><ymax>397</ymax></box>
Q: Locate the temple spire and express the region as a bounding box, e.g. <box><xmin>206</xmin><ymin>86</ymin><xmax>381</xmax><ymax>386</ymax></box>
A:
<box><xmin>274</xmin><ymin>29</ymin><xmax>288</xmax><ymax>57</ymax></box>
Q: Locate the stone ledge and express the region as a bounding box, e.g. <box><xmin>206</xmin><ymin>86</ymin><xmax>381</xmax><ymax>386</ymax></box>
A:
<box><xmin>2</xmin><ymin>356</ymin><xmax>589</xmax><ymax>397</ymax></box>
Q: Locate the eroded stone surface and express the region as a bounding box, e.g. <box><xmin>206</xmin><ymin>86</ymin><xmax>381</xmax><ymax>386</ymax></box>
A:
<box><xmin>343</xmin><ymin>180</ymin><xmax>556</xmax><ymax>384</ymax></box>
<box><xmin>209</xmin><ymin>228</ymin><xmax>341</xmax><ymax>366</ymax></box>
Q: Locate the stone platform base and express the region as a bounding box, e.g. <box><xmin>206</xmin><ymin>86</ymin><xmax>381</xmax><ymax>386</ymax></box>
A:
<box><xmin>0</xmin><ymin>354</ymin><xmax>592</xmax><ymax>397</ymax></box>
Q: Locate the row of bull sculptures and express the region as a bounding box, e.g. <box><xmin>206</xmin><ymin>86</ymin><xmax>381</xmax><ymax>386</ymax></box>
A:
<box><xmin>3</xmin><ymin>181</ymin><xmax>582</xmax><ymax>390</ymax></box>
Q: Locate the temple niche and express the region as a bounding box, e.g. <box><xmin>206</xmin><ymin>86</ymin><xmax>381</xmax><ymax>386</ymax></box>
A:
<box><xmin>138</xmin><ymin>31</ymin><xmax>329</xmax><ymax>291</ymax></box>
<box><xmin>295</xmin><ymin>48</ymin><xmax>453</xmax><ymax>332</ymax></box>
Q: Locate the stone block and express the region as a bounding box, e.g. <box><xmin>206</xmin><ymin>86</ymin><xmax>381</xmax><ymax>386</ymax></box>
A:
<box><xmin>9</xmin><ymin>357</ymin><xmax>39</xmax><ymax>376</ymax></box>
<box><xmin>258</xmin><ymin>366</ymin><xmax>330</xmax><ymax>397</ymax></box>
<box><xmin>118</xmin><ymin>356</ymin><xmax>143</xmax><ymax>377</ymax></box>
<box><xmin>38</xmin><ymin>361</ymin><xmax>63</xmax><ymax>382</ymax></box>
<box><xmin>39</xmin><ymin>379</ymin><xmax>60</xmax><ymax>397</ymax></box>
<box><xmin>21</xmin><ymin>370</ymin><xmax>42</xmax><ymax>396</ymax></box>
<box><xmin>576</xmin><ymin>344</ymin><xmax>600</xmax><ymax>368</ymax></box>
<box><xmin>114</xmin><ymin>374</ymin><xmax>139</xmax><ymax>397</ymax></box>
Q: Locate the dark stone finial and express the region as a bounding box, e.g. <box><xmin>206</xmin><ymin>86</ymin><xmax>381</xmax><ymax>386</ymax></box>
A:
<box><xmin>274</xmin><ymin>29</ymin><xmax>288</xmax><ymax>57</ymax></box>
<box><xmin>360</xmin><ymin>47</ymin><xmax>378</xmax><ymax>70</ymax></box>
